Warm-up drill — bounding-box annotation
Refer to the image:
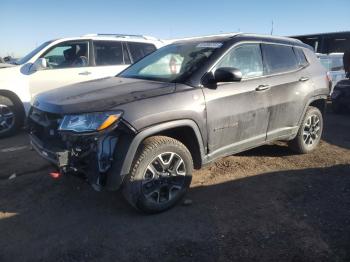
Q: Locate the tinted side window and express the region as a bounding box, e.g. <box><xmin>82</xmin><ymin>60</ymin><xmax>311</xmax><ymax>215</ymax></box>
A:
<box><xmin>294</xmin><ymin>47</ymin><xmax>308</xmax><ymax>68</ymax></box>
<box><xmin>94</xmin><ymin>41</ymin><xmax>124</xmax><ymax>66</ymax></box>
<box><xmin>262</xmin><ymin>44</ymin><xmax>298</xmax><ymax>74</ymax></box>
<box><xmin>128</xmin><ymin>42</ymin><xmax>157</xmax><ymax>62</ymax></box>
<box><xmin>216</xmin><ymin>44</ymin><xmax>264</xmax><ymax>79</ymax></box>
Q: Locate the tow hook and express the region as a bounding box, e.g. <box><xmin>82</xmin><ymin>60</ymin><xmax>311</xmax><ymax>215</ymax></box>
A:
<box><xmin>49</xmin><ymin>171</ymin><xmax>61</xmax><ymax>179</ymax></box>
<box><xmin>49</xmin><ymin>167</ymin><xmax>69</xmax><ymax>179</ymax></box>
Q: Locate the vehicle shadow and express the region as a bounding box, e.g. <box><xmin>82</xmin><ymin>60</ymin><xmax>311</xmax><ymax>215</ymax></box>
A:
<box><xmin>239</xmin><ymin>111</ymin><xmax>350</xmax><ymax>158</ymax></box>
<box><xmin>0</xmin><ymin>164</ymin><xmax>349</xmax><ymax>262</ymax></box>
<box><xmin>237</xmin><ymin>142</ymin><xmax>295</xmax><ymax>157</ymax></box>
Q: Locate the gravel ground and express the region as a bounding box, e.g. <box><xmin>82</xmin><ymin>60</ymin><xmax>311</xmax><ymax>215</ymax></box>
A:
<box><xmin>0</xmin><ymin>111</ymin><xmax>349</xmax><ymax>262</ymax></box>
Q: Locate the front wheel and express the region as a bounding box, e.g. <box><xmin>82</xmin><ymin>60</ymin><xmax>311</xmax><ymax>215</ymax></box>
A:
<box><xmin>0</xmin><ymin>94</ymin><xmax>24</xmax><ymax>138</ymax></box>
<box><xmin>122</xmin><ymin>136</ymin><xmax>193</xmax><ymax>214</ymax></box>
<box><xmin>289</xmin><ymin>106</ymin><xmax>323</xmax><ymax>154</ymax></box>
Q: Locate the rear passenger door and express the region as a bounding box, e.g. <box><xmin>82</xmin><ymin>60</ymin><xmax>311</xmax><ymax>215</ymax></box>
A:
<box><xmin>261</xmin><ymin>44</ymin><xmax>312</xmax><ymax>140</ymax></box>
<box><xmin>91</xmin><ymin>41</ymin><xmax>131</xmax><ymax>79</ymax></box>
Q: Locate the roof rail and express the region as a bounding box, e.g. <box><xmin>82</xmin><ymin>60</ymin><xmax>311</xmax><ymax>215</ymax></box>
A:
<box><xmin>241</xmin><ymin>33</ymin><xmax>303</xmax><ymax>44</ymax></box>
<box><xmin>168</xmin><ymin>32</ymin><xmax>240</xmax><ymax>42</ymax></box>
<box><xmin>82</xmin><ymin>33</ymin><xmax>159</xmax><ymax>41</ymax></box>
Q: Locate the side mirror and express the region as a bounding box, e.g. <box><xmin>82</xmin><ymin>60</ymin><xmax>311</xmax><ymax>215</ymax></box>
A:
<box><xmin>214</xmin><ymin>67</ymin><xmax>242</xmax><ymax>83</ymax></box>
<box><xmin>32</xmin><ymin>58</ymin><xmax>47</xmax><ymax>71</ymax></box>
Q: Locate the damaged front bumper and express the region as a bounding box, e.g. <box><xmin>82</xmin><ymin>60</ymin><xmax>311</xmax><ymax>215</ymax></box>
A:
<box><xmin>30</xmin><ymin>133</ymin><xmax>69</xmax><ymax>166</ymax></box>
<box><xmin>28</xmin><ymin>108</ymin><xmax>135</xmax><ymax>191</ymax></box>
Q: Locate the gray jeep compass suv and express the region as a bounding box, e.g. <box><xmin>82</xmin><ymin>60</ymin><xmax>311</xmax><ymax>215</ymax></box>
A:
<box><xmin>28</xmin><ymin>33</ymin><xmax>330</xmax><ymax>213</ymax></box>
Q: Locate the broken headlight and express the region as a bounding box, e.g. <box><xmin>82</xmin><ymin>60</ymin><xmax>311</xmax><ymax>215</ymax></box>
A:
<box><xmin>58</xmin><ymin>111</ymin><xmax>123</xmax><ymax>133</ymax></box>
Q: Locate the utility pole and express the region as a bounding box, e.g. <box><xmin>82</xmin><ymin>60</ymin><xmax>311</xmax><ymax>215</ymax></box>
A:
<box><xmin>270</xmin><ymin>20</ymin><xmax>274</xmax><ymax>35</ymax></box>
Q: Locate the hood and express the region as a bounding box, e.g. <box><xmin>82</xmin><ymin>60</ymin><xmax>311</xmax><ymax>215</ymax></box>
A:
<box><xmin>33</xmin><ymin>77</ymin><xmax>176</xmax><ymax>114</ymax></box>
<box><xmin>0</xmin><ymin>63</ymin><xmax>16</xmax><ymax>69</ymax></box>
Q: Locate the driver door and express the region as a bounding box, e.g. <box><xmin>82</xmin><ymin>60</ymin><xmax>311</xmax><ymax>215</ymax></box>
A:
<box><xmin>203</xmin><ymin>43</ymin><xmax>270</xmax><ymax>155</ymax></box>
<box><xmin>28</xmin><ymin>40</ymin><xmax>95</xmax><ymax>99</ymax></box>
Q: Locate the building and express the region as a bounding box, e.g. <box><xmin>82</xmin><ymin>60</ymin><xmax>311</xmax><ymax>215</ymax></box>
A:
<box><xmin>291</xmin><ymin>31</ymin><xmax>350</xmax><ymax>54</ymax></box>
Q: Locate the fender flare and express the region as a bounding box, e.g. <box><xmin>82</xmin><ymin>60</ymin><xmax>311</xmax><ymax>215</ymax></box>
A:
<box><xmin>297</xmin><ymin>94</ymin><xmax>328</xmax><ymax>127</ymax></box>
<box><xmin>105</xmin><ymin>119</ymin><xmax>206</xmax><ymax>191</ymax></box>
<box><xmin>121</xmin><ymin>119</ymin><xmax>206</xmax><ymax>176</ymax></box>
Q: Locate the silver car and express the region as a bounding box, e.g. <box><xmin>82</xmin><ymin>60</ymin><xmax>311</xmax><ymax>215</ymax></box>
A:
<box><xmin>317</xmin><ymin>53</ymin><xmax>346</xmax><ymax>94</ymax></box>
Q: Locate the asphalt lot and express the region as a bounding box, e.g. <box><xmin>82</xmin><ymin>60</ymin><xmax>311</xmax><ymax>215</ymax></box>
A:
<box><xmin>0</xmin><ymin>111</ymin><xmax>350</xmax><ymax>262</ymax></box>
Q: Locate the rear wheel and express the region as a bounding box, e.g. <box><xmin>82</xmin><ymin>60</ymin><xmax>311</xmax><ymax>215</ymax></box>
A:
<box><xmin>289</xmin><ymin>106</ymin><xmax>323</xmax><ymax>154</ymax></box>
<box><xmin>122</xmin><ymin>136</ymin><xmax>193</xmax><ymax>213</ymax></box>
<box><xmin>0</xmin><ymin>94</ymin><xmax>24</xmax><ymax>138</ymax></box>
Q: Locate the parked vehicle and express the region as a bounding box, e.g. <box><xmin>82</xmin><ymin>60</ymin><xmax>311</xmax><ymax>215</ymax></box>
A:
<box><xmin>317</xmin><ymin>53</ymin><xmax>346</xmax><ymax>94</ymax></box>
<box><xmin>0</xmin><ymin>34</ymin><xmax>166</xmax><ymax>137</ymax></box>
<box><xmin>0</xmin><ymin>63</ymin><xmax>16</xmax><ymax>69</ymax></box>
<box><xmin>28</xmin><ymin>33</ymin><xmax>330</xmax><ymax>213</ymax></box>
<box><xmin>331</xmin><ymin>79</ymin><xmax>350</xmax><ymax>113</ymax></box>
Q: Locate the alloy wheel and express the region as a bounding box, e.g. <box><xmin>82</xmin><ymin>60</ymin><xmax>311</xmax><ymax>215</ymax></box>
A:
<box><xmin>0</xmin><ymin>104</ymin><xmax>15</xmax><ymax>134</ymax></box>
<box><xmin>303</xmin><ymin>114</ymin><xmax>321</xmax><ymax>146</ymax></box>
<box><xmin>142</xmin><ymin>152</ymin><xmax>186</xmax><ymax>204</ymax></box>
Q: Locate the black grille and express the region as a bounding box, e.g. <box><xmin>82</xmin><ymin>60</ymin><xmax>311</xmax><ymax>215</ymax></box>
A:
<box><xmin>28</xmin><ymin>108</ymin><xmax>64</xmax><ymax>147</ymax></box>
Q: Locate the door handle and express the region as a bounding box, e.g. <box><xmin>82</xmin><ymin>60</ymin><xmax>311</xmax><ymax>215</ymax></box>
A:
<box><xmin>299</xmin><ymin>77</ymin><xmax>309</xmax><ymax>82</ymax></box>
<box><xmin>255</xmin><ymin>85</ymin><xmax>270</xmax><ymax>91</ymax></box>
<box><xmin>79</xmin><ymin>71</ymin><xmax>91</xmax><ymax>76</ymax></box>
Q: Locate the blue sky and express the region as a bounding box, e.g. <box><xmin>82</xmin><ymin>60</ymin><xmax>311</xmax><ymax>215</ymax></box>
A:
<box><xmin>1</xmin><ymin>0</ymin><xmax>350</xmax><ymax>57</ymax></box>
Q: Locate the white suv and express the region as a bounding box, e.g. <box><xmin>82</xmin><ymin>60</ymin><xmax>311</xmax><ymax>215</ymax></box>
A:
<box><xmin>0</xmin><ymin>34</ymin><xmax>167</xmax><ymax>137</ymax></box>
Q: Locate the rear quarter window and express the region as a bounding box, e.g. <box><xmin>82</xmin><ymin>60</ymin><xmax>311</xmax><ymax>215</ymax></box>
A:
<box><xmin>127</xmin><ymin>42</ymin><xmax>157</xmax><ymax>62</ymax></box>
<box><xmin>294</xmin><ymin>47</ymin><xmax>309</xmax><ymax>68</ymax></box>
<box><xmin>262</xmin><ymin>44</ymin><xmax>299</xmax><ymax>74</ymax></box>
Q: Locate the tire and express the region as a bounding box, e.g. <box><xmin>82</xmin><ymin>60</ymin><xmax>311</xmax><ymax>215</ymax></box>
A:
<box><xmin>122</xmin><ymin>136</ymin><xmax>193</xmax><ymax>214</ymax></box>
<box><xmin>289</xmin><ymin>106</ymin><xmax>323</xmax><ymax>154</ymax></box>
<box><xmin>0</xmin><ymin>93</ymin><xmax>24</xmax><ymax>138</ymax></box>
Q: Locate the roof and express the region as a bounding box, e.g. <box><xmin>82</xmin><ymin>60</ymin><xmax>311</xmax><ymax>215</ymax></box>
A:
<box><xmin>168</xmin><ymin>32</ymin><xmax>240</xmax><ymax>42</ymax></box>
<box><xmin>170</xmin><ymin>32</ymin><xmax>306</xmax><ymax>47</ymax></box>
<box><xmin>81</xmin><ymin>33</ymin><xmax>160</xmax><ymax>41</ymax></box>
<box><xmin>238</xmin><ymin>33</ymin><xmax>303</xmax><ymax>44</ymax></box>
<box><xmin>290</xmin><ymin>31</ymin><xmax>350</xmax><ymax>38</ymax></box>
<box><xmin>49</xmin><ymin>34</ymin><xmax>166</xmax><ymax>45</ymax></box>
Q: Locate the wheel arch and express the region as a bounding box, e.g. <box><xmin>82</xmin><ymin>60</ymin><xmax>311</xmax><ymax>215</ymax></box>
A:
<box><xmin>309</xmin><ymin>98</ymin><xmax>327</xmax><ymax>115</ymax></box>
<box><xmin>298</xmin><ymin>95</ymin><xmax>327</xmax><ymax>127</ymax></box>
<box><xmin>105</xmin><ymin>119</ymin><xmax>206</xmax><ymax>191</ymax></box>
<box><xmin>0</xmin><ymin>89</ymin><xmax>26</xmax><ymax>124</ymax></box>
<box><xmin>123</xmin><ymin>120</ymin><xmax>206</xmax><ymax>173</ymax></box>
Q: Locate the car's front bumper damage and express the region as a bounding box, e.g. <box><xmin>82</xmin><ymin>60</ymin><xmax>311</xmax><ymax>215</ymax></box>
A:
<box><xmin>30</xmin><ymin>133</ymin><xmax>69</xmax><ymax>166</ymax></box>
<box><xmin>28</xmin><ymin>108</ymin><xmax>135</xmax><ymax>191</ymax></box>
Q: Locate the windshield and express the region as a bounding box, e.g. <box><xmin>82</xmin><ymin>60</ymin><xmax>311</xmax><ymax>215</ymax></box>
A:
<box><xmin>120</xmin><ymin>42</ymin><xmax>222</xmax><ymax>82</ymax></box>
<box><xmin>16</xmin><ymin>41</ymin><xmax>53</xmax><ymax>65</ymax></box>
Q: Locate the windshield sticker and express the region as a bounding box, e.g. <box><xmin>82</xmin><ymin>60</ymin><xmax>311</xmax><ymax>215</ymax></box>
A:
<box><xmin>196</xmin><ymin>42</ymin><xmax>223</xmax><ymax>48</ymax></box>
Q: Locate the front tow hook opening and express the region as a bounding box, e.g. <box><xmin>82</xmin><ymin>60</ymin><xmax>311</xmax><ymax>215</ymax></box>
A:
<box><xmin>49</xmin><ymin>171</ymin><xmax>62</xmax><ymax>179</ymax></box>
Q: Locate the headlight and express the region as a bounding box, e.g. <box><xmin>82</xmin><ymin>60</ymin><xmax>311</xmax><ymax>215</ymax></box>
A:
<box><xmin>58</xmin><ymin>111</ymin><xmax>123</xmax><ymax>133</ymax></box>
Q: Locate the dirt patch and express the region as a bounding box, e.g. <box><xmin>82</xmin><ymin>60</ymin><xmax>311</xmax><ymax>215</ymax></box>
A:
<box><xmin>1</xmin><ymin>112</ymin><xmax>350</xmax><ymax>262</ymax></box>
